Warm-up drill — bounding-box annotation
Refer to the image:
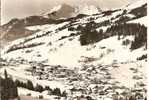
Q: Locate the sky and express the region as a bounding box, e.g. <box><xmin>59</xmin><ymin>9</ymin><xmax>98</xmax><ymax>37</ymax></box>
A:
<box><xmin>1</xmin><ymin>0</ymin><xmax>135</xmax><ymax>25</ymax></box>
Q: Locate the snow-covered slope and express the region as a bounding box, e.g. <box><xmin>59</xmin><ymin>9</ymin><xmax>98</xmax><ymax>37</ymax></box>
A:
<box><xmin>1</xmin><ymin>0</ymin><xmax>147</xmax><ymax>65</ymax></box>
<box><xmin>127</xmin><ymin>16</ymin><xmax>147</xmax><ymax>26</ymax></box>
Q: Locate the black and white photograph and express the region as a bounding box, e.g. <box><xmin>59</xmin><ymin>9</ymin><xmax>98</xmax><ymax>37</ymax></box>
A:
<box><xmin>0</xmin><ymin>0</ymin><xmax>148</xmax><ymax>100</ymax></box>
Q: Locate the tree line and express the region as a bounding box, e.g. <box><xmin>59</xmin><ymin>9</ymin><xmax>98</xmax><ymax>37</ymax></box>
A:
<box><xmin>0</xmin><ymin>70</ymin><xmax>18</xmax><ymax>100</ymax></box>
<box><xmin>78</xmin><ymin>22</ymin><xmax>147</xmax><ymax>50</ymax></box>
<box><xmin>14</xmin><ymin>79</ymin><xmax>67</xmax><ymax>97</ymax></box>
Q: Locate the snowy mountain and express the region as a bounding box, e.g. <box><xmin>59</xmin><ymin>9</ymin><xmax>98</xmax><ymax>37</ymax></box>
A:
<box><xmin>44</xmin><ymin>3</ymin><xmax>102</xmax><ymax>19</ymax></box>
<box><xmin>0</xmin><ymin>3</ymin><xmax>102</xmax><ymax>46</ymax></box>
<box><xmin>0</xmin><ymin>0</ymin><xmax>147</xmax><ymax>100</ymax></box>
<box><xmin>74</xmin><ymin>4</ymin><xmax>102</xmax><ymax>15</ymax></box>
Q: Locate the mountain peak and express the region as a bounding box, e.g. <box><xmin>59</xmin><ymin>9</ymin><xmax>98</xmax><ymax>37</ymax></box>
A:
<box><xmin>43</xmin><ymin>3</ymin><xmax>74</xmax><ymax>19</ymax></box>
<box><xmin>74</xmin><ymin>4</ymin><xmax>102</xmax><ymax>15</ymax></box>
<box><xmin>49</xmin><ymin>5</ymin><xmax>62</xmax><ymax>14</ymax></box>
<box><xmin>49</xmin><ymin>3</ymin><xmax>72</xmax><ymax>13</ymax></box>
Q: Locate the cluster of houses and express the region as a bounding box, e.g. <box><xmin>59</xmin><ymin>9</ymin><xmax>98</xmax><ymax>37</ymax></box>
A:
<box><xmin>31</xmin><ymin>64</ymin><xmax>77</xmax><ymax>80</ymax></box>
<box><xmin>28</xmin><ymin>64</ymin><xmax>147</xmax><ymax>100</ymax></box>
